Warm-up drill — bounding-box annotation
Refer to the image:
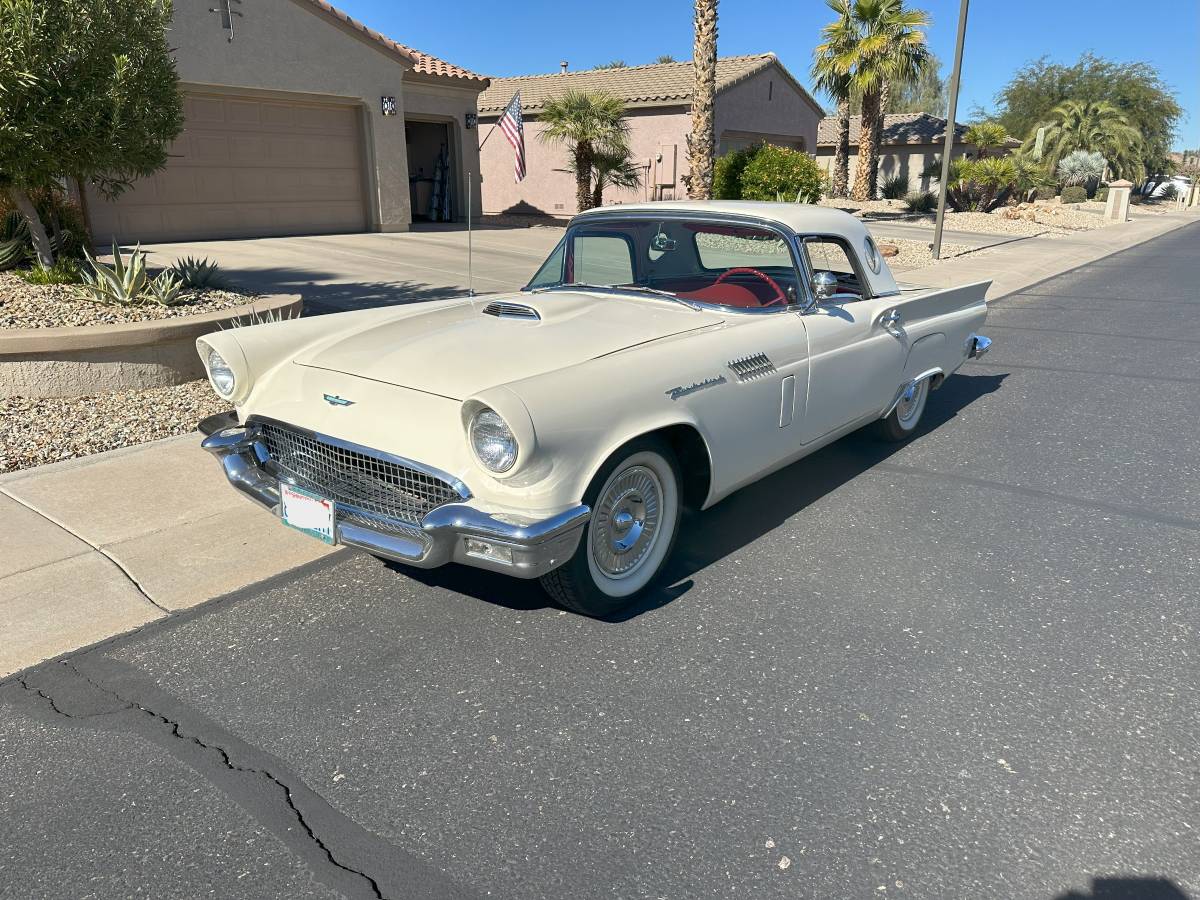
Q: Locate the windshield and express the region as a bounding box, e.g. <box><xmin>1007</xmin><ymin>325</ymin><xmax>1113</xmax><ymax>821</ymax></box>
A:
<box><xmin>524</xmin><ymin>217</ymin><xmax>802</xmax><ymax>310</ymax></box>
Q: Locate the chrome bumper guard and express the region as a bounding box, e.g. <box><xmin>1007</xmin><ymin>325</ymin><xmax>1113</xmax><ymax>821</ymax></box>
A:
<box><xmin>199</xmin><ymin>419</ymin><xmax>589</xmax><ymax>579</ymax></box>
<box><xmin>967</xmin><ymin>333</ymin><xmax>992</xmax><ymax>359</ymax></box>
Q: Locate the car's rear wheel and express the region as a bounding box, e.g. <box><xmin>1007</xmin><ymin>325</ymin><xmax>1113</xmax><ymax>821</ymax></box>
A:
<box><xmin>539</xmin><ymin>437</ymin><xmax>681</xmax><ymax>617</ymax></box>
<box><xmin>874</xmin><ymin>377</ymin><xmax>930</xmax><ymax>442</ymax></box>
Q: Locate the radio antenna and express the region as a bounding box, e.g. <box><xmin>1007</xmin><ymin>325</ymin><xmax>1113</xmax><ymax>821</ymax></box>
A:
<box><xmin>467</xmin><ymin>171</ymin><xmax>475</xmax><ymax>297</ymax></box>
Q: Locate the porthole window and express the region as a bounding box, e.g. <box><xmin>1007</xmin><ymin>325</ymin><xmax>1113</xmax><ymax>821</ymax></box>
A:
<box><xmin>863</xmin><ymin>236</ymin><xmax>882</xmax><ymax>274</ymax></box>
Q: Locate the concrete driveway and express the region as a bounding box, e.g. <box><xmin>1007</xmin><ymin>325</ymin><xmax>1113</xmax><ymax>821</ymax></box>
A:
<box><xmin>140</xmin><ymin>224</ymin><xmax>563</xmax><ymax>315</ymax></box>
<box><xmin>137</xmin><ymin>218</ymin><xmax>1016</xmax><ymax>316</ymax></box>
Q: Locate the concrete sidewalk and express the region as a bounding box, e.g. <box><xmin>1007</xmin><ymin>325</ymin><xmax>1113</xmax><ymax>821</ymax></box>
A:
<box><xmin>3</xmin><ymin>208</ymin><xmax>1195</xmax><ymax>677</ymax></box>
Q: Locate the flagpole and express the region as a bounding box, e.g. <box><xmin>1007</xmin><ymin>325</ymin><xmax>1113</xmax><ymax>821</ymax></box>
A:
<box><xmin>477</xmin><ymin>123</ymin><xmax>499</xmax><ymax>152</ymax></box>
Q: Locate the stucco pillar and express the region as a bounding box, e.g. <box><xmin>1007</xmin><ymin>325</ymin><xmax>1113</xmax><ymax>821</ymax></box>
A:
<box><xmin>1104</xmin><ymin>179</ymin><xmax>1132</xmax><ymax>222</ymax></box>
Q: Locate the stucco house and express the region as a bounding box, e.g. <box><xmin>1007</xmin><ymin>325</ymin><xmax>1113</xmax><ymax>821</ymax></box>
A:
<box><xmin>477</xmin><ymin>55</ymin><xmax>825</xmax><ymax>218</ymax></box>
<box><xmin>815</xmin><ymin>113</ymin><xmax>1016</xmax><ymax>195</ymax></box>
<box><xmin>85</xmin><ymin>0</ymin><xmax>489</xmax><ymax>244</ymax></box>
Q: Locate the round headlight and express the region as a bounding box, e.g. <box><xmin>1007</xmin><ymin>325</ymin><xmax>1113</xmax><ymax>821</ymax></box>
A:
<box><xmin>470</xmin><ymin>408</ymin><xmax>518</xmax><ymax>473</ymax></box>
<box><xmin>206</xmin><ymin>347</ymin><xmax>237</xmax><ymax>397</ymax></box>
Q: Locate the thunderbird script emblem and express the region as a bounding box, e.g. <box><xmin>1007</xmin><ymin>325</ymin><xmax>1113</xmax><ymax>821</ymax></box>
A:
<box><xmin>323</xmin><ymin>394</ymin><xmax>355</xmax><ymax>407</ymax></box>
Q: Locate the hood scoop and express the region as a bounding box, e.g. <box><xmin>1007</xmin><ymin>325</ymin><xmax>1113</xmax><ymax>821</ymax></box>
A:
<box><xmin>482</xmin><ymin>301</ymin><xmax>541</xmax><ymax>321</ymax></box>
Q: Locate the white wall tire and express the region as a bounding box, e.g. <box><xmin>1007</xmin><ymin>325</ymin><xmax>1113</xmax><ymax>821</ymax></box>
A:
<box><xmin>874</xmin><ymin>378</ymin><xmax>930</xmax><ymax>442</ymax></box>
<box><xmin>539</xmin><ymin>439</ymin><xmax>681</xmax><ymax>617</ymax></box>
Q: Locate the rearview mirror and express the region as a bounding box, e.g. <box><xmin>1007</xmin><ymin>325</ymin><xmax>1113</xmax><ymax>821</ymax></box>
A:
<box><xmin>811</xmin><ymin>271</ymin><xmax>838</xmax><ymax>301</ymax></box>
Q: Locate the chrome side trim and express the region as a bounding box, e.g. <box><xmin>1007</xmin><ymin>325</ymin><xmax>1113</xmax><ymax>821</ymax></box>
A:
<box><xmin>246</xmin><ymin>415</ymin><xmax>472</xmax><ymax>501</ymax></box>
<box><xmin>967</xmin><ymin>334</ymin><xmax>992</xmax><ymax>359</ymax></box>
<box><xmin>882</xmin><ymin>367</ymin><xmax>943</xmax><ymax>419</ymax></box>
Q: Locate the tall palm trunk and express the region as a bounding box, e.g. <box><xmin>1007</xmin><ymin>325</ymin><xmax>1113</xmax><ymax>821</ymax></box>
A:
<box><xmin>7</xmin><ymin>187</ymin><xmax>53</xmax><ymax>268</ymax></box>
<box><xmin>831</xmin><ymin>96</ymin><xmax>851</xmax><ymax>198</ymax></box>
<box><xmin>686</xmin><ymin>0</ymin><xmax>718</xmax><ymax>200</ymax></box>
<box><xmin>852</xmin><ymin>88</ymin><xmax>881</xmax><ymax>201</ymax></box>
<box><xmin>574</xmin><ymin>141</ymin><xmax>595</xmax><ymax>212</ymax></box>
<box><xmin>868</xmin><ymin>79</ymin><xmax>890</xmax><ymax>198</ymax></box>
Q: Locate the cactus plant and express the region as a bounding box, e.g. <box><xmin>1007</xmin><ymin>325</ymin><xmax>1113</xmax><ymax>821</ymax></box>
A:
<box><xmin>0</xmin><ymin>211</ymin><xmax>30</xmax><ymax>271</ymax></box>
<box><xmin>144</xmin><ymin>269</ymin><xmax>187</xmax><ymax>305</ymax></box>
<box><xmin>171</xmin><ymin>256</ymin><xmax>226</xmax><ymax>289</ymax></box>
<box><xmin>73</xmin><ymin>243</ymin><xmax>149</xmax><ymax>304</ymax></box>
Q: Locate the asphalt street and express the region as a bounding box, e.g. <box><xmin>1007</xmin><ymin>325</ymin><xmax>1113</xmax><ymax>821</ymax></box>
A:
<box><xmin>3</xmin><ymin>223</ymin><xmax>1198</xmax><ymax>899</ymax></box>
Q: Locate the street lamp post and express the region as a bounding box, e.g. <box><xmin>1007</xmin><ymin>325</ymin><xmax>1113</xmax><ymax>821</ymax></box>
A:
<box><xmin>932</xmin><ymin>0</ymin><xmax>970</xmax><ymax>261</ymax></box>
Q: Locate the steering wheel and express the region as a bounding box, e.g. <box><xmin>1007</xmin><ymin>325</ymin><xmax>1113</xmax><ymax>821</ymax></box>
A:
<box><xmin>714</xmin><ymin>267</ymin><xmax>787</xmax><ymax>306</ymax></box>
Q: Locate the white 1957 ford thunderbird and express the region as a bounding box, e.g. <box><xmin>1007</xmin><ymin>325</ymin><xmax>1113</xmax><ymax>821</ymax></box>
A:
<box><xmin>198</xmin><ymin>201</ymin><xmax>991</xmax><ymax>616</ymax></box>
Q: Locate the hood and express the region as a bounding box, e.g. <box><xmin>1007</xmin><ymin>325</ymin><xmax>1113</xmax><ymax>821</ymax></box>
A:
<box><xmin>293</xmin><ymin>291</ymin><xmax>721</xmax><ymax>400</ymax></box>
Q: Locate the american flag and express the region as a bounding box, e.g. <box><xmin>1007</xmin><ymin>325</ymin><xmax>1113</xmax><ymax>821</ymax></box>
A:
<box><xmin>497</xmin><ymin>92</ymin><xmax>526</xmax><ymax>182</ymax></box>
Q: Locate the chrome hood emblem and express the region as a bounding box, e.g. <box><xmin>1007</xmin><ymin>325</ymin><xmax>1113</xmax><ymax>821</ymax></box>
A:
<box><xmin>323</xmin><ymin>394</ymin><xmax>355</xmax><ymax>407</ymax></box>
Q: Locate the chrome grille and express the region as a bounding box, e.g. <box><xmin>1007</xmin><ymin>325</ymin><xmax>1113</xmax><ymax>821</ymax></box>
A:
<box><xmin>257</xmin><ymin>421</ymin><xmax>464</xmax><ymax>526</ymax></box>
<box><xmin>728</xmin><ymin>353</ymin><xmax>777</xmax><ymax>382</ymax></box>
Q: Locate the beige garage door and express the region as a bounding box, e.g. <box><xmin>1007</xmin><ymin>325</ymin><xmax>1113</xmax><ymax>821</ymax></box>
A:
<box><xmin>88</xmin><ymin>92</ymin><xmax>368</xmax><ymax>243</ymax></box>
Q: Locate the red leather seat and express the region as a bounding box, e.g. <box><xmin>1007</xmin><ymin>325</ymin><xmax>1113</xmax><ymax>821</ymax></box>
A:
<box><xmin>677</xmin><ymin>283</ymin><xmax>764</xmax><ymax>308</ymax></box>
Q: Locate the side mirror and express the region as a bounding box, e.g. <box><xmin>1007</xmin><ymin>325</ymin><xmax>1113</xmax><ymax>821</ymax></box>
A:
<box><xmin>811</xmin><ymin>271</ymin><xmax>838</xmax><ymax>301</ymax></box>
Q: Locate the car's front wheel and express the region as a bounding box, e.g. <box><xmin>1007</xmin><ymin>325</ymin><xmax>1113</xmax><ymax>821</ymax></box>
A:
<box><xmin>539</xmin><ymin>437</ymin><xmax>681</xmax><ymax>617</ymax></box>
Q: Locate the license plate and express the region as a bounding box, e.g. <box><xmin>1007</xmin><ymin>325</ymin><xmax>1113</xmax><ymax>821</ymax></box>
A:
<box><xmin>279</xmin><ymin>483</ymin><xmax>335</xmax><ymax>544</ymax></box>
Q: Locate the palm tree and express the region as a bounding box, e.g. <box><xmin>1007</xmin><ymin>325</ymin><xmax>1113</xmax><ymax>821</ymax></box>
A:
<box><xmin>584</xmin><ymin>146</ymin><xmax>644</xmax><ymax>208</ymax></box>
<box><xmin>834</xmin><ymin>0</ymin><xmax>930</xmax><ymax>201</ymax></box>
<box><xmin>1026</xmin><ymin>100</ymin><xmax>1145</xmax><ymax>183</ymax></box>
<box><xmin>963</xmin><ymin>122</ymin><xmax>1010</xmax><ymax>159</ymax></box>
<box><xmin>812</xmin><ymin>0</ymin><xmax>855</xmax><ymax>199</ymax></box>
<box><xmin>538</xmin><ymin>90</ymin><xmax>630</xmax><ymax>212</ymax></box>
<box><xmin>686</xmin><ymin>0</ymin><xmax>719</xmax><ymax>199</ymax></box>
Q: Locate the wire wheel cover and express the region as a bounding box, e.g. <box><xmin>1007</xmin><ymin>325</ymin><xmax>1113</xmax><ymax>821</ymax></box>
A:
<box><xmin>589</xmin><ymin>465</ymin><xmax>664</xmax><ymax>578</ymax></box>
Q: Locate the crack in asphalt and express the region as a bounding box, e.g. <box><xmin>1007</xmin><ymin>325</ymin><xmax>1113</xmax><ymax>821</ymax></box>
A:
<box><xmin>14</xmin><ymin>662</ymin><xmax>385</xmax><ymax>900</ymax></box>
<box><xmin>6</xmin><ymin>656</ymin><xmax>476</xmax><ymax>900</ymax></box>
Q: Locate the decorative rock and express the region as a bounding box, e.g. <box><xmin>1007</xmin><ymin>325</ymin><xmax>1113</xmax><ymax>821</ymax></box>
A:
<box><xmin>877</xmin><ymin>243</ymin><xmax>900</xmax><ymax>257</ymax></box>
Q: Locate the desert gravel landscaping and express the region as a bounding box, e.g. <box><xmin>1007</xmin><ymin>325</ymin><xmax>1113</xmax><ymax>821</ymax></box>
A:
<box><xmin>0</xmin><ymin>381</ymin><xmax>228</xmax><ymax>473</ymax></box>
<box><xmin>0</xmin><ymin>272</ymin><xmax>254</xmax><ymax>329</ymax></box>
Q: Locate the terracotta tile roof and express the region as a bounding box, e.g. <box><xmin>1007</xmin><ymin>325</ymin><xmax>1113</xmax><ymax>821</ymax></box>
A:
<box><xmin>302</xmin><ymin>0</ymin><xmax>489</xmax><ymax>86</ymax></box>
<box><xmin>479</xmin><ymin>54</ymin><xmax>821</xmax><ymax>114</ymax></box>
<box><xmin>817</xmin><ymin>113</ymin><xmax>968</xmax><ymax>147</ymax></box>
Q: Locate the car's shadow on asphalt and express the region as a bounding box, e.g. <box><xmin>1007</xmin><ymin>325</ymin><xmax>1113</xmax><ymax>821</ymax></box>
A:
<box><xmin>390</xmin><ymin>371</ymin><xmax>1008</xmax><ymax>620</ymax></box>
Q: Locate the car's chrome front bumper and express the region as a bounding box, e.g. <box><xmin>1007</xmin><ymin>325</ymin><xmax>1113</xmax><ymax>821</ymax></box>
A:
<box><xmin>198</xmin><ymin>414</ymin><xmax>589</xmax><ymax>579</ymax></box>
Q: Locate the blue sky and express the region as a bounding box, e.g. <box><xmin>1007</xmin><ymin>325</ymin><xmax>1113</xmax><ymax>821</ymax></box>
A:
<box><xmin>332</xmin><ymin>0</ymin><xmax>1198</xmax><ymax>150</ymax></box>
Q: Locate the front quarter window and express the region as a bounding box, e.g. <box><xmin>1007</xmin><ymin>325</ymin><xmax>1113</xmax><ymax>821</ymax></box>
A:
<box><xmin>525</xmin><ymin>239</ymin><xmax>565</xmax><ymax>290</ymax></box>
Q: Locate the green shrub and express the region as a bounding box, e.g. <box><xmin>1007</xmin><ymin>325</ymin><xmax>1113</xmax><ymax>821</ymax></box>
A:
<box><xmin>1094</xmin><ymin>186</ymin><xmax>1109</xmax><ymax>202</ymax></box>
<box><xmin>738</xmin><ymin>144</ymin><xmax>825</xmax><ymax>203</ymax></box>
<box><xmin>0</xmin><ymin>211</ymin><xmax>30</xmax><ymax>270</ymax></box>
<box><xmin>904</xmin><ymin>190</ymin><xmax>937</xmax><ymax>213</ymax></box>
<box><xmin>1061</xmin><ymin>185</ymin><xmax>1087</xmax><ymax>203</ymax></box>
<box><xmin>172</xmin><ymin>255</ymin><xmax>226</xmax><ymax>289</ymax></box>
<box><xmin>1035</xmin><ymin>185</ymin><xmax>1059</xmax><ymax>201</ymax></box>
<box><xmin>880</xmin><ymin>174</ymin><xmax>909</xmax><ymax>199</ymax></box>
<box><xmin>713</xmin><ymin>145</ymin><xmax>756</xmax><ymax>200</ymax></box>
<box><xmin>713</xmin><ymin>143</ymin><xmax>825</xmax><ymax>203</ymax></box>
<box><xmin>1159</xmin><ymin>183</ymin><xmax>1180</xmax><ymax>201</ymax></box>
<box><xmin>144</xmin><ymin>270</ymin><xmax>187</xmax><ymax>305</ymax></box>
<box><xmin>17</xmin><ymin>257</ymin><xmax>83</xmax><ymax>284</ymax></box>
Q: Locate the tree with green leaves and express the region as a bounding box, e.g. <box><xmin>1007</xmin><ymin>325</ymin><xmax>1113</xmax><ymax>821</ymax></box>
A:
<box><xmin>887</xmin><ymin>50</ymin><xmax>946</xmax><ymax>115</ymax></box>
<box><xmin>812</xmin><ymin>0</ymin><xmax>855</xmax><ymax>199</ymax></box>
<box><xmin>0</xmin><ymin>0</ymin><xmax>183</xmax><ymax>267</ymax></box>
<box><xmin>685</xmin><ymin>0</ymin><xmax>719</xmax><ymax>200</ymax></box>
<box><xmin>1025</xmin><ymin>99</ymin><xmax>1144</xmax><ymax>182</ymax></box>
<box><xmin>824</xmin><ymin>0</ymin><xmax>931</xmax><ymax>201</ymax></box>
<box><xmin>595</xmin><ymin>60</ymin><xmax>628</xmax><ymax>70</ymax></box>
<box><xmin>963</xmin><ymin>122</ymin><xmax>1010</xmax><ymax>159</ymax></box>
<box><xmin>655</xmin><ymin>55</ymin><xmax>678</xmax><ymax>64</ymax></box>
<box><xmin>538</xmin><ymin>91</ymin><xmax>630</xmax><ymax>213</ymax></box>
<box><xmin>581</xmin><ymin>146</ymin><xmax>643</xmax><ymax>208</ymax></box>
<box><xmin>991</xmin><ymin>54</ymin><xmax>1180</xmax><ymax>183</ymax></box>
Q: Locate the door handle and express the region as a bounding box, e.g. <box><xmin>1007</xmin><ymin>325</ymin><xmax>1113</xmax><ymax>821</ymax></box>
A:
<box><xmin>880</xmin><ymin>309</ymin><xmax>903</xmax><ymax>329</ymax></box>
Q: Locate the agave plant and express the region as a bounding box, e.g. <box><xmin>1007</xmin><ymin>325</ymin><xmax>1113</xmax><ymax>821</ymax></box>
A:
<box><xmin>0</xmin><ymin>211</ymin><xmax>30</xmax><ymax>271</ymax></box>
<box><xmin>171</xmin><ymin>255</ymin><xmax>226</xmax><ymax>289</ymax></box>
<box><xmin>74</xmin><ymin>243</ymin><xmax>149</xmax><ymax>305</ymax></box>
<box><xmin>144</xmin><ymin>270</ymin><xmax>188</xmax><ymax>306</ymax></box>
<box><xmin>1056</xmin><ymin>150</ymin><xmax>1107</xmax><ymax>187</ymax></box>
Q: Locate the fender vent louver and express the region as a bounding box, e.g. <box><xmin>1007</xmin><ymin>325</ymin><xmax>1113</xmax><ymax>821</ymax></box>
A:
<box><xmin>728</xmin><ymin>353</ymin><xmax>776</xmax><ymax>382</ymax></box>
<box><xmin>483</xmin><ymin>301</ymin><xmax>541</xmax><ymax>321</ymax></box>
